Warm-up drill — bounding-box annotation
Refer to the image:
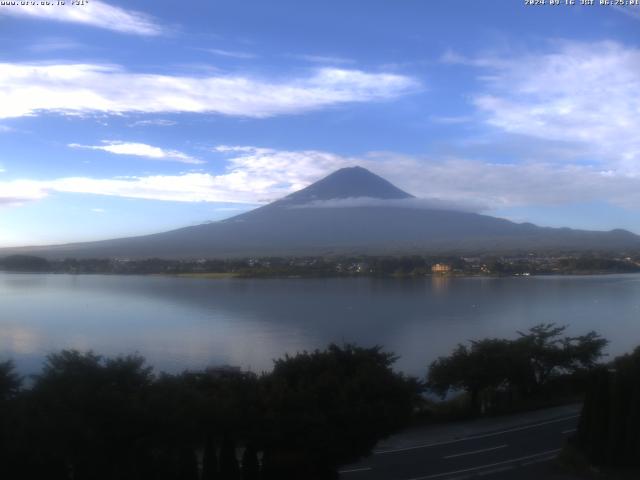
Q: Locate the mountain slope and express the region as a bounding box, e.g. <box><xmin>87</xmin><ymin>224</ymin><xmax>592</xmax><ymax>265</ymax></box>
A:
<box><xmin>3</xmin><ymin>167</ymin><xmax>639</xmax><ymax>259</ymax></box>
<box><xmin>277</xmin><ymin>165</ymin><xmax>413</xmax><ymax>204</ymax></box>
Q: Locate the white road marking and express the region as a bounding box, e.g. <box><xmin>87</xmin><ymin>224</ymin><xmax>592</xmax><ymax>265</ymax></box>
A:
<box><xmin>375</xmin><ymin>415</ymin><xmax>579</xmax><ymax>454</ymax></box>
<box><xmin>338</xmin><ymin>467</ymin><xmax>372</xmax><ymax>474</ymax></box>
<box><xmin>405</xmin><ymin>448</ymin><xmax>561</xmax><ymax>480</ymax></box>
<box><xmin>443</xmin><ymin>444</ymin><xmax>507</xmax><ymax>459</ymax></box>
<box><xmin>477</xmin><ymin>465</ymin><xmax>514</xmax><ymax>476</ymax></box>
<box><xmin>562</xmin><ymin>428</ymin><xmax>577</xmax><ymax>434</ymax></box>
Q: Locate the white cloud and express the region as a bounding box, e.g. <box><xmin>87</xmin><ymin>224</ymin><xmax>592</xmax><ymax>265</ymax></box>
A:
<box><xmin>0</xmin><ymin>63</ymin><xmax>418</xmax><ymax>119</ymax></box>
<box><xmin>69</xmin><ymin>141</ymin><xmax>204</xmax><ymax>165</ymax></box>
<box><xmin>614</xmin><ymin>5</ymin><xmax>640</xmax><ymax>21</ymax></box>
<box><xmin>0</xmin><ymin>146</ymin><xmax>339</xmax><ymax>205</ymax></box>
<box><xmin>289</xmin><ymin>197</ymin><xmax>486</xmax><ymax>213</ymax></box>
<box><xmin>5</xmin><ymin>146</ymin><xmax>640</xmax><ymax>214</ymax></box>
<box><xmin>468</xmin><ymin>41</ymin><xmax>640</xmax><ymax>175</ymax></box>
<box><xmin>0</xmin><ymin>180</ymin><xmax>50</xmax><ymax>206</ymax></box>
<box><xmin>0</xmin><ymin>1</ymin><xmax>163</xmax><ymax>35</ymax></box>
<box><xmin>128</xmin><ymin>119</ymin><xmax>177</xmax><ymax>127</ymax></box>
<box><xmin>205</xmin><ymin>49</ymin><xmax>256</xmax><ymax>59</ymax></box>
<box><xmin>0</xmin><ymin>146</ymin><xmax>349</xmax><ymax>206</ymax></box>
<box><xmin>369</xmin><ymin>155</ymin><xmax>640</xmax><ymax>211</ymax></box>
<box><xmin>208</xmin><ymin>146</ymin><xmax>640</xmax><ymax>211</ymax></box>
<box><xmin>213</xmin><ymin>145</ymin><xmax>352</xmax><ymax>196</ymax></box>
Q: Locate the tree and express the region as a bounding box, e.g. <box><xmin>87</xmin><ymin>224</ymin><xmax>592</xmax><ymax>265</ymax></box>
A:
<box><xmin>178</xmin><ymin>367</ymin><xmax>261</xmax><ymax>479</ymax></box>
<box><xmin>27</xmin><ymin>350</ymin><xmax>155</xmax><ymax>480</ymax></box>
<box><xmin>575</xmin><ymin>347</ymin><xmax>640</xmax><ymax>467</ymax></box>
<box><xmin>241</xmin><ymin>443</ymin><xmax>260</xmax><ymax>480</ymax></box>
<box><xmin>564</xmin><ymin>330</ymin><xmax>610</xmax><ymax>371</ymax></box>
<box><xmin>0</xmin><ymin>360</ymin><xmax>24</xmax><ymax>479</ymax></box>
<box><xmin>428</xmin><ymin>339</ymin><xmax>517</xmax><ymax>414</ymax></box>
<box><xmin>219</xmin><ymin>434</ymin><xmax>240</xmax><ymax>480</ymax></box>
<box><xmin>0</xmin><ymin>360</ymin><xmax>21</xmax><ymax>401</ymax></box>
<box><xmin>427</xmin><ymin>324</ymin><xmax>608</xmax><ymax>414</ymax></box>
<box><xmin>0</xmin><ymin>344</ymin><xmax>421</xmax><ymax>479</ymax></box>
<box><xmin>260</xmin><ymin>344</ymin><xmax>422</xmax><ymax>479</ymax></box>
<box><xmin>0</xmin><ymin>255</ymin><xmax>50</xmax><ymax>272</ymax></box>
<box><xmin>177</xmin><ymin>445</ymin><xmax>199</xmax><ymax>480</ymax></box>
<box><xmin>515</xmin><ymin>323</ymin><xmax>607</xmax><ymax>392</ymax></box>
<box><xmin>202</xmin><ymin>435</ymin><xmax>220</xmax><ymax>480</ymax></box>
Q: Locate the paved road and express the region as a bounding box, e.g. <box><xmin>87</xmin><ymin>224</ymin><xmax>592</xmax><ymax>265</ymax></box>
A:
<box><xmin>339</xmin><ymin>407</ymin><xmax>581</xmax><ymax>480</ymax></box>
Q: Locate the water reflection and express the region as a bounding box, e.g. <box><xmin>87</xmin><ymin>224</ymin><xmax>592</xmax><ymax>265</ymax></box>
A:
<box><xmin>0</xmin><ymin>324</ymin><xmax>43</xmax><ymax>354</ymax></box>
<box><xmin>430</xmin><ymin>275</ymin><xmax>451</xmax><ymax>295</ymax></box>
<box><xmin>1</xmin><ymin>273</ymin><xmax>640</xmax><ymax>376</ymax></box>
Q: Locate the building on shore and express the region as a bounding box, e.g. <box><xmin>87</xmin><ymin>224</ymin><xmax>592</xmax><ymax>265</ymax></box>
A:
<box><xmin>431</xmin><ymin>263</ymin><xmax>452</xmax><ymax>274</ymax></box>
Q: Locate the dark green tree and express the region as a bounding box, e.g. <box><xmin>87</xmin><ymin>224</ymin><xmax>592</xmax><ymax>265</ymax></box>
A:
<box><xmin>428</xmin><ymin>324</ymin><xmax>608</xmax><ymax>414</ymax></box>
<box><xmin>0</xmin><ymin>344</ymin><xmax>421</xmax><ymax>480</ymax></box>
<box><xmin>202</xmin><ymin>435</ymin><xmax>220</xmax><ymax>479</ymax></box>
<box><xmin>427</xmin><ymin>339</ymin><xmax>516</xmax><ymax>413</ymax></box>
<box><xmin>0</xmin><ymin>360</ymin><xmax>21</xmax><ymax>401</ymax></box>
<box><xmin>515</xmin><ymin>323</ymin><xmax>607</xmax><ymax>392</ymax></box>
<box><xmin>0</xmin><ymin>361</ymin><xmax>24</xmax><ymax>479</ymax></box>
<box><xmin>177</xmin><ymin>445</ymin><xmax>199</xmax><ymax>480</ymax></box>
<box><xmin>260</xmin><ymin>344</ymin><xmax>422</xmax><ymax>479</ymax></box>
<box><xmin>0</xmin><ymin>255</ymin><xmax>51</xmax><ymax>272</ymax></box>
<box><xmin>219</xmin><ymin>434</ymin><xmax>240</xmax><ymax>480</ymax></box>
<box><xmin>27</xmin><ymin>350</ymin><xmax>154</xmax><ymax>480</ymax></box>
<box><xmin>575</xmin><ymin>347</ymin><xmax>640</xmax><ymax>467</ymax></box>
<box><xmin>241</xmin><ymin>443</ymin><xmax>260</xmax><ymax>480</ymax></box>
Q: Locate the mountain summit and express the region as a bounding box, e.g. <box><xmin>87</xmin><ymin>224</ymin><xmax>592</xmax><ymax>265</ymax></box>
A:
<box><xmin>3</xmin><ymin>167</ymin><xmax>639</xmax><ymax>258</ymax></box>
<box><xmin>280</xmin><ymin>166</ymin><xmax>413</xmax><ymax>205</ymax></box>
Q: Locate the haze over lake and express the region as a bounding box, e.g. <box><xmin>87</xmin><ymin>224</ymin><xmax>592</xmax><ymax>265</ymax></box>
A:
<box><xmin>2</xmin><ymin>273</ymin><xmax>640</xmax><ymax>376</ymax></box>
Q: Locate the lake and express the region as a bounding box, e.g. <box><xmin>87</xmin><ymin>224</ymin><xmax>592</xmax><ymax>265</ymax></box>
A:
<box><xmin>2</xmin><ymin>273</ymin><xmax>640</xmax><ymax>376</ymax></box>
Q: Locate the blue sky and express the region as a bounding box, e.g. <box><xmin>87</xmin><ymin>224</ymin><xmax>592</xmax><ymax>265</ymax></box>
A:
<box><xmin>0</xmin><ymin>0</ymin><xmax>639</xmax><ymax>247</ymax></box>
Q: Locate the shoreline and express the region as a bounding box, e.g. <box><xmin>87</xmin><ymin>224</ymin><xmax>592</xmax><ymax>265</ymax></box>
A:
<box><xmin>1</xmin><ymin>270</ymin><xmax>638</xmax><ymax>279</ymax></box>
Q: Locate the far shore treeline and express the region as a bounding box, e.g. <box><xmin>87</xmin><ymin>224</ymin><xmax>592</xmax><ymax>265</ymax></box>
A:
<box><xmin>1</xmin><ymin>324</ymin><xmax>631</xmax><ymax>479</ymax></box>
<box><xmin>1</xmin><ymin>252</ymin><xmax>640</xmax><ymax>277</ymax></box>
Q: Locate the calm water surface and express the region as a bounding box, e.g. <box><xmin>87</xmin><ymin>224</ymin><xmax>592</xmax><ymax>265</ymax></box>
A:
<box><xmin>2</xmin><ymin>273</ymin><xmax>640</xmax><ymax>376</ymax></box>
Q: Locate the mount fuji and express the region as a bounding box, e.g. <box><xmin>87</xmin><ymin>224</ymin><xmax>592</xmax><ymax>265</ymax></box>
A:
<box><xmin>4</xmin><ymin>167</ymin><xmax>639</xmax><ymax>258</ymax></box>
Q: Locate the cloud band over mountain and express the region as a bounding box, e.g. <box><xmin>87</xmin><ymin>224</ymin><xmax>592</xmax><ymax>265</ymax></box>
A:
<box><xmin>3</xmin><ymin>146</ymin><xmax>640</xmax><ymax>213</ymax></box>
